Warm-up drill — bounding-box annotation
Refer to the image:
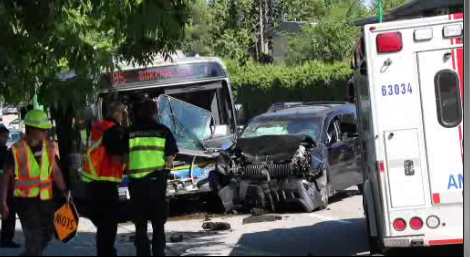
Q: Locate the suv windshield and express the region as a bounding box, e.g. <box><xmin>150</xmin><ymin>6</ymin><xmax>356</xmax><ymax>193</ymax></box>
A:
<box><xmin>241</xmin><ymin>117</ymin><xmax>322</xmax><ymax>141</ymax></box>
<box><xmin>157</xmin><ymin>95</ymin><xmax>213</xmax><ymax>151</ymax></box>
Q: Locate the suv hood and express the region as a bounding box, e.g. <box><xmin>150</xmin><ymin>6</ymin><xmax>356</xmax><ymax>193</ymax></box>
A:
<box><xmin>236</xmin><ymin>135</ymin><xmax>317</xmax><ymax>162</ymax></box>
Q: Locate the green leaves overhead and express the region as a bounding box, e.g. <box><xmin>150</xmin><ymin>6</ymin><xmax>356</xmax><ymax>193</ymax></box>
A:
<box><xmin>285</xmin><ymin>0</ymin><xmax>367</xmax><ymax>65</ymax></box>
<box><xmin>183</xmin><ymin>0</ymin><xmax>369</xmax><ymax>64</ymax></box>
<box><xmin>0</xmin><ymin>0</ymin><xmax>192</xmax><ymax>107</ymax></box>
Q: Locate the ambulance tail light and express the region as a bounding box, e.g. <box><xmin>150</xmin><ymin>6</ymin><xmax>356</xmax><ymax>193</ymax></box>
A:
<box><xmin>377</xmin><ymin>32</ymin><xmax>403</xmax><ymax>53</ymax></box>
<box><xmin>393</xmin><ymin>219</ymin><xmax>407</xmax><ymax>231</ymax></box>
<box><xmin>377</xmin><ymin>161</ymin><xmax>386</xmax><ymax>173</ymax></box>
<box><xmin>410</xmin><ymin>217</ymin><xmax>424</xmax><ymax>230</ymax></box>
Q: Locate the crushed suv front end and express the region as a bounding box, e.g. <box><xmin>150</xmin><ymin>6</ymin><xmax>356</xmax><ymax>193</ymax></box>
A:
<box><xmin>214</xmin><ymin>135</ymin><xmax>328</xmax><ymax>213</ymax></box>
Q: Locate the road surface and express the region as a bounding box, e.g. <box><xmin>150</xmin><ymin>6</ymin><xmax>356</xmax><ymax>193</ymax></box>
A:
<box><xmin>0</xmin><ymin>188</ymin><xmax>463</xmax><ymax>256</ymax></box>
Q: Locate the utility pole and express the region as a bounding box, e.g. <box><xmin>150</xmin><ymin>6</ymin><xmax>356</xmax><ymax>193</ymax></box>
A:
<box><xmin>378</xmin><ymin>0</ymin><xmax>384</xmax><ymax>22</ymax></box>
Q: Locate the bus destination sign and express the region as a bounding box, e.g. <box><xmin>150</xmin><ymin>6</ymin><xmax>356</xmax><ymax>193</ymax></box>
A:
<box><xmin>111</xmin><ymin>62</ymin><xmax>225</xmax><ymax>86</ymax></box>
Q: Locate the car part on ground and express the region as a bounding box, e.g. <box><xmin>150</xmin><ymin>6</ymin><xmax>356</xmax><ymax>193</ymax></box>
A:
<box><xmin>202</xmin><ymin>222</ymin><xmax>231</xmax><ymax>231</ymax></box>
<box><xmin>243</xmin><ymin>214</ymin><xmax>283</xmax><ymax>225</ymax></box>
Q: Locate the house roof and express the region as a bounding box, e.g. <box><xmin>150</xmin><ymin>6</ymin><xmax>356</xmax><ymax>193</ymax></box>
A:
<box><xmin>353</xmin><ymin>0</ymin><xmax>463</xmax><ymax>26</ymax></box>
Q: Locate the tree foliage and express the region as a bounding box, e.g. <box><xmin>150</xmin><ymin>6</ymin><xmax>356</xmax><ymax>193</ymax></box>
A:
<box><xmin>275</xmin><ymin>0</ymin><xmax>328</xmax><ymax>22</ymax></box>
<box><xmin>0</xmin><ymin>0</ymin><xmax>192</xmax><ymax>109</ymax></box>
<box><xmin>182</xmin><ymin>0</ymin><xmax>369</xmax><ymax>64</ymax></box>
<box><xmin>370</xmin><ymin>0</ymin><xmax>411</xmax><ymax>13</ymax></box>
<box><xmin>182</xmin><ymin>0</ymin><xmax>260</xmax><ymax>63</ymax></box>
<box><xmin>285</xmin><ymin>0</ymin><xmax>367</xmax><ymax>65</ymax></box>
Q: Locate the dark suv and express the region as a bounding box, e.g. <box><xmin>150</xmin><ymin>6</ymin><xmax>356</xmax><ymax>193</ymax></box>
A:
<box><xmin>214</xmin><ymin>102</ymin><xmax>363</xmax><ymax>213</ymax></box>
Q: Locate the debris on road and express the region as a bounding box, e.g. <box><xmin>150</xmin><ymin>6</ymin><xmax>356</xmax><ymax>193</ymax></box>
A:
<box><xmin>202</xmin><ymin>222</ymin><xmax>231</xmax><ymax>231</ymax></box>
<box><xmin>170</xmin><ymin>233</ymin><xmax>184</xmax><ymax>243</ymax></box>
<box><xmin>250</xmin><ymin>208</ymin><xmax>268</xmax><ymax>216</ymax></box>
<box><xmin>243</xmin><ymin>214</ymin><xmax>283</xmax><ymax>225</ymax></box>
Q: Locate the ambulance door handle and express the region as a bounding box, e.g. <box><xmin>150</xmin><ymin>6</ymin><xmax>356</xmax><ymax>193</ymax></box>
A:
<box><xmin>444</xmin><ymin>52</ymin><xmax>452</xmax><ymax>61</ymax></box>
<box><xmin>404</xmin><ymin>160</ymin><xmax>415</xmax><ymax>176</ymax></box>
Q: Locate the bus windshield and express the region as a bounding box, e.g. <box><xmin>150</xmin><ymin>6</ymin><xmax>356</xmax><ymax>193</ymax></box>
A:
<box><xmin>157</xmin><ymin>95</ymin><xmax>211</xmax><ymax>151</ymax></box>
<box><xmin>98</xmin><ymin>59</ymin><xmax>237</xmax><ymax>152</ymax></box>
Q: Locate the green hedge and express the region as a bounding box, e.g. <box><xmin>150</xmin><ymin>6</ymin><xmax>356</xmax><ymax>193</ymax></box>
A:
<box><xmin>226</xmin><ymin>61</ymin><xmax>352</xmax><ymax>120</ymax></box>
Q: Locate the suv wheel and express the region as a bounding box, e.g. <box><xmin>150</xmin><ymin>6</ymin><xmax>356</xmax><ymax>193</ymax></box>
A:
<box><xmin>317</xmin><ymin>169</ymin><xmax>330</xmax><ymax>210</ymax></box>
<box><xmin>358</xmin><ymin>184</ymin><xmax>364</xmax><ymax>194</ymax></box>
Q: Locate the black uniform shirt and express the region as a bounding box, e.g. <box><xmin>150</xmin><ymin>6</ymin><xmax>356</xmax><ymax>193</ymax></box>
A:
<box><xmin>101</xmin><ymin>119</ymin><xmax>127</xmax><ymax>156</ymax></box>
<box><xmin>0</xmin><ymin>145</ymin><xmax>9</xmax><ymax>171</ymax></box>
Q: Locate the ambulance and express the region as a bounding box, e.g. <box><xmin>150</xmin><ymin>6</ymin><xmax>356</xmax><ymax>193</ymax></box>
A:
<box><xmin>351</xmin><ymin>13</ymin><xmax>463</xmax><ymax>253</ymax></box>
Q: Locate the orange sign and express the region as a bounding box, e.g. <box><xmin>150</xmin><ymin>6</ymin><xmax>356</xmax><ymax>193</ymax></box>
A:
<box><xmin>54</xmin><ymin>203</ymin><xmax>79</xmax><ymax>243</ymax></box>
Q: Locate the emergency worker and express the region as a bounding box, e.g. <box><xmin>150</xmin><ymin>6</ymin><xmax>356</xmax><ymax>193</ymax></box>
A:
<box><xmin>0</xmin><ymin>125</ymin><xmax>20</xmax><ymax>249</ymax></box>
<box><xmin>125</xmin><ymin>99</ymin><xmax>178</xmax><ymax>256</ymax></box>
<box><xmin>0</xmin><ymin>110</ymin><xmax>68</xmax><ymax>256</ymax></box>
<box><xmin>83</xmin><ymin>101</ymin><xmax>127</xmax><ymax>256</ymax></box>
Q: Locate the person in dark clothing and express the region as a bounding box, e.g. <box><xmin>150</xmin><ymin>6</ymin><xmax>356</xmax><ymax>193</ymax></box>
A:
<box><xmin>125</xmin><ymin>99</ymin><xmax>178</xmax><ymax>256</ymax></box>
<box><xmin>83</xmin><ymin>101</ymin><xmax>127</xmax><ymax>256</ymax></box>
<box><xmin>0</xmin><ymin>125</ymin><xmax>20</xmax><ymax>248</ymax></box>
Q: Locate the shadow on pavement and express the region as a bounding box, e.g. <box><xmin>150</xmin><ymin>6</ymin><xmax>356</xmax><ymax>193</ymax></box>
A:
<box><xmin>0</xmin><ymin>230</ymin><xmax>228</xmax><ymax>256</ymax></box>
<box><xmin>0</xmin><ymin>231</ymin><xmax>135</xmax><ymax>256</ymax></box>
<box><xmin>230</xmin><ymin>218</ymin><xmax>369</xmax><ymax>256</ymax></box>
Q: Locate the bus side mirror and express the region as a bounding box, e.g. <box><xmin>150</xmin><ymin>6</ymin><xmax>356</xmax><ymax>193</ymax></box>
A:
<box><xmin>235</xmin><ymin>104</ymin><xmax>245</xmax><ymax>125</ymax></box>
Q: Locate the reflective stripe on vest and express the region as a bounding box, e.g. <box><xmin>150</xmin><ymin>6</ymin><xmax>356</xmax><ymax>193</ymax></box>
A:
<box><xmin>12</xmin><ymin>140</ymin><xmax>55</xmax><ymax>200</ymax></box>
<box><xmin>128</xmin><ymin>137</ymin><xmax>166</xmax><ymax>179</ymax></box>
<box><xmin>83</xmin><ymin>120</ymin><xmax>124</xmax><ymax>183</ymax></box>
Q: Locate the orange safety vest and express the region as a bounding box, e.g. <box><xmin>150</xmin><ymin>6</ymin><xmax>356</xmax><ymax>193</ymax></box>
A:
<box><xmin>83</xmin><ymin>120</ymin><xmax>124</xmax><ymax>183</ymax></box>
<box><xmin>12</xmin><ymin>139</ymin><xmax>56</xmax><ymax>200</ymax></box>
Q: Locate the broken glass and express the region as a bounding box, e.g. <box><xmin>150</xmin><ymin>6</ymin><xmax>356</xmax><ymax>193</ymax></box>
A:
<box><xmin>157</xmin><ymin>94</ymin><xmax>214</xmax><ymax>151</ymax></box>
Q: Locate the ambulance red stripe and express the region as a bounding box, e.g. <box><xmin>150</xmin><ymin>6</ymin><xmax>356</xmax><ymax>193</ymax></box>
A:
<box><xmin>429</xmin><ymin>239</ymin><xmax>463</xmax><ymax>246</ymax></box>
<box><xmin>457</xmin><ymin>49</ymin><xmax>463</xmax><ymax>100</ymax></box>
<box><xmin>449</xmin><ymin>14</ymin><xmax>464</xmax><ymax>161</ymax></box>
<box><xmin>453</xmin><ymin>13</ymin><xmax>463</xmax><ymax>20</ymax></box>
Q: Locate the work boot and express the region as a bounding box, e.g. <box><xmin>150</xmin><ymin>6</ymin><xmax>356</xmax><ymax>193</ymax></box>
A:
<box><xmin>0</xmin><ymin>241</ymin><xmax>21</xmax><ymax>248</ymax></box>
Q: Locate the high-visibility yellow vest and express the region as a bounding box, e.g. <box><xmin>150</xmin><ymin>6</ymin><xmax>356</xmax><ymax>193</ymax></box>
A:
<box><xmin>12</xmin><ymin>139</ymin><xmax>56</xmax><ymax>200</ymax></box>
<box><xmin>128</xmin><ymin>136</ymin><xmax>166</xmax><ymax>179</ymax></box>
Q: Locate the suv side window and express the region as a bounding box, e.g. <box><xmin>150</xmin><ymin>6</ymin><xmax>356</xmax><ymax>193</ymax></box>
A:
<box><xmin>340</xmin><ymin>112</ymin><xmax>358</xmax><ymax>138</ymax></box>
<box><xmin>326</xmin><ymin>117</ymin><xmax>342</xmax><ymax>145</ymax></box>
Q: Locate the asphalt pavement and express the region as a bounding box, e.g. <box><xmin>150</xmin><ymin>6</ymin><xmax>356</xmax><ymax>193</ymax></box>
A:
<box><xmin>0</xmin><ymin>188</ymin><xmax>463</xmax><ymax>256</ymax></box>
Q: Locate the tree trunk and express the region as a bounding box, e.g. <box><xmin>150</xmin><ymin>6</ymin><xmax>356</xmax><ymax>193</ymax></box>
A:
<box><xmin>259</xmin><ymin>0</ymin><xmax>265</xmax><ymax>54</ymax></box>
<box><xmin>267</xmin><ymin>0</ymin><xmax>274</xmax><ymax>53</ymax></box>
<box><xmin>51</xmin><ymin>105</ymin><xmax>83</xmax><ymax>192</ymax></box>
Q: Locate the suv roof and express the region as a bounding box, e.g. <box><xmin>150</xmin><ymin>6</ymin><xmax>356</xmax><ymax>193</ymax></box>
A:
<box><xmin>251</xmin><ymin>102</ymin><xmax>355</xmax><ymax>122</ymax></box>
<box><xmin>267</xmin><ymin>101</ymin><xmax>350</xmax><ymax>113</ymax></box>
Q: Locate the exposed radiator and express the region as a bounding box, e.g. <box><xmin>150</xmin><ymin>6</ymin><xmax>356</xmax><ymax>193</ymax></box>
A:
<box><xmin>243</xmin><ymin>163</ymin><xmax>295</xmax><ymax>178</ymax></box>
